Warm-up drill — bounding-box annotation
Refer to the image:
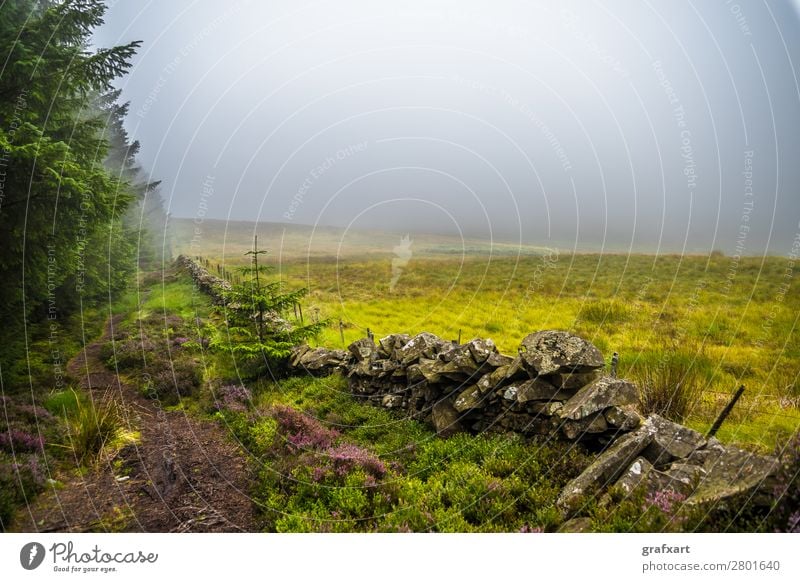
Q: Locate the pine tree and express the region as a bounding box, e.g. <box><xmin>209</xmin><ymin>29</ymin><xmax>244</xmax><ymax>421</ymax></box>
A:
<box><xmin>217</xmin><ymin>236</ymin><xmax>326</xmax><ymax>375</ymax></box>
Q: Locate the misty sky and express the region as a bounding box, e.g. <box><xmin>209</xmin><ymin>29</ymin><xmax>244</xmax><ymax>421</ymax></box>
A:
<box><xmin>93</xmin><ymin>0</ymin><xmax>800</xmax><ymax>253</ymax></box>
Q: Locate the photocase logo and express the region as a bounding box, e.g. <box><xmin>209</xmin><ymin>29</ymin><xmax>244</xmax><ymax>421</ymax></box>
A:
<box><xmin>389</xmin><ymin>234</ymin><xmax>413</xmax><ymax>292</ymax></box>
<box><xmin>20</xmin><ymin>542</ymin><xmax>45</xmax><ymax>570</ymax></box>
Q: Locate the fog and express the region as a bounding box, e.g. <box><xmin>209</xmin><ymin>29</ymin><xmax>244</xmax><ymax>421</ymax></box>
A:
<box><xmin>93</xmin><ymin>0</ymin><xmax>800</xmax><ymax>254</ymax></box>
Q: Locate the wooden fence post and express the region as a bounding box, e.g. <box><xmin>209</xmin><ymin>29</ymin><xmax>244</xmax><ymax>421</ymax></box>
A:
<box><xmin>707</xmin><ymin>385</ymin><xmax>746</xmax><ymax>438</ymax></box>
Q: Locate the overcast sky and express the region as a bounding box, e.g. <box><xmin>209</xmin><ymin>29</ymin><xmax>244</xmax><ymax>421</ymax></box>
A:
<box><xmin>93</xmin><ymin>0</ymin><xmax>800</xmax><ymax>254</ymax></box>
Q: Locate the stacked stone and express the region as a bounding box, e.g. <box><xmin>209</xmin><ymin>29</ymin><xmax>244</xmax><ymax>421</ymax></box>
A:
<box><xmin>288</xmin><ymin>329</ymin><xmax>643</xmax><ymax>443</ymax></box>
<box><xmin>287</xmin><ymin>328</ymin><xmax>780</xmax><ymax>512</ymax></box>
<box><xmin>177</xmin><ymin>255</ymin><xmax>292</xmax><ymax>331</ymax></box>
<box><xmin>175</xmin><ymin>255</ymin><xmax>232</xmax><ymax>303</ymax></box>
<box><xmin>557</xmin><ymin>413</ymin><xmax>779</xmax><ymax>518</ymax></box>
<box><xmin>288</xmin><ymin>344</ymin><xmax>350</xmax><ymax>376</ymax></box>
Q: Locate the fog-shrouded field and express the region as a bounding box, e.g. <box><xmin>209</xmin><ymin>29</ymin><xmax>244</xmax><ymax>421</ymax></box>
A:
<box><xmin>174</xmin><ymin>218</ymin><xmax>800</xmax><ymax>451</ymax></box>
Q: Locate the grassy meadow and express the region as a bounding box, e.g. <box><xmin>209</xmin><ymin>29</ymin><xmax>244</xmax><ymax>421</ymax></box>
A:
<box><xmin>173</xmin><ymin>218</ymin><xmax>800</xmax><ymax>451</ymax></box>
<box><xmin>111</xmin><ymin>267</ymin><xmax>792</xmax><ymax>532</ymax></box>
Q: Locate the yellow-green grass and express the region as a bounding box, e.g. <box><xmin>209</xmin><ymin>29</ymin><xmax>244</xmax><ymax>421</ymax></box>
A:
<box><xmin>174</xmin><ymin>219</ymin><xmax>800</xmax><ymax>451</ymax></box>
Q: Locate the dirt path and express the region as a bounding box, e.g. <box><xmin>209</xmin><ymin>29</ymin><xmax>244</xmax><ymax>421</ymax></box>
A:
<box><xmin>15</xmin><ymin>316</ymin><xmax>258</xmax><ymax>532</ymax></box>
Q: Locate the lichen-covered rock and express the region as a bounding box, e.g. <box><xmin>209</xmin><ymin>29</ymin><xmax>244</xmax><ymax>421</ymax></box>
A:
<box><xmin>443</xmin><ymin>348</ymin><xmax>481</xmax><ymax>376</ymax></box>
<box><xmin>295</xmin><ymin>347</ymin><xmax>349</xmax><ymax>375</ymax></box>
<box><xmin>616</xmin><ymin>457</ymin><xmax>654</xmax><ymax>494</ymax></box>
<box><xmin>665</xmin><ymin>462</ymin><xmax>707</xmax><ymax>489</ymax></box>
<box><xmin>418</xmin><ymin>358</ymin><xmax>445</xmax><ymax>383</ymax></box>
<box><xmin>398</xmin><ymin>332</ymin><xmax>447</xmax><ymax>365</ymax></box>
<box><xmin>548</xmin><ymin>371</ymin><xmax>601</xmax><ymax>391</ymax></box>
<box><xmin>367</xmin><ymin>358</ymin><xmax>400</xmax><ymax>378</ymax></box>
<box><xmin>289</xmin><ymin>344</ymin><xmax>311</xmax><ymax>367</ymax></box>
<box><xmin>381</xmin><ymin>394</ymin><xmax>404</xmax><ymax>409</ymax></box>
<box><xmin>348</xmin><ymin>338</ymin><xmax>376</xmax><ymax>362</ymax></box>
<box><xmin>516</xmin><ymin>378</ymin><xmax>573</xmax><ymax>403</ymax></box>
<box><xmin>431</xmin><ymin>399</ymin><xmax>464</xmax><ymax>436</ymax></box>
<box><xmin>476</xmin><ymin>367</ymin><xmax>508</xmax><ymax>395</ymax></box>
<box><xmin>557</xmin><ymin>425</ymin><xmax>654</xmax><ymax>515</ymax></box>
<box><xmin>406</xmin><ymin>363</ymin><xmax>424</xmax><ymax>384</ymax></box>
<box><xmin>453</xmin><ymin>386</ymin><xmax>485</xmax><ymax>412</ymax></box>
<box><xmin>466</xmin><ymin>338</ymin><xmax>498</xmax><ymax>364</ymax></box>
<box><xmin>686</xmin><ymin>445</ymin><xmax>779</xmax><ymax>507</ymax></box>
<box><xmin>560</xmin><ymin>376</ymin><xmax>638</xmax><ymax>421</ymax></box>
<box><xmin>561</xmin><ymin>412</ymin><xmax>609</xmax><ymax>440</ymax></box>
<box><xmin>377</xmin><ymin>333</ymin><xmax>411</xmax><ymax>359</ymax></box>
<box><xmin>487</xmin><ymin>352</ymin><xmax>514</xmax><ymax>368</ymax></box>
<box><xmin>616</xmin><ymin>457</ymin><xmax>696</xmax><ymax>498</ymax></box>
<box><xmin>604</xmin><ymin>405</ymin><xmax>643</xmax><ymax>431</ymax></box>
<box><xmin>519</xmin><ymin>330</ymin><xmax>605</xmax><ymax>375</ymax></box>
<box><xmin>642</xmin><ymin>414</ymin><xmax>707</xmax><ymax>466</ymax></box>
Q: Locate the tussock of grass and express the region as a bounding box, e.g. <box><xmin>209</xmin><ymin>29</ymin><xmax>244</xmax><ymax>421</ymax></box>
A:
<box><xmin>628</xmin><ymin>347</ymin><xmax>711</xmax><ymax>423</ymax></box>
<box><xmin>47</xmin><ymin>389</ymin><xmax>123</xmax><ymax>466</ymax></box>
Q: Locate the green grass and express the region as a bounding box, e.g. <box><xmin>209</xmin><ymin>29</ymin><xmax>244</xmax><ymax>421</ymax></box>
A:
<box><xmin>114</xmin><ymin>259</ymin><xmax>797</xmax><ymax>532</ymax></box>
<box><xmin>177</xmin><ymin>221</ymin><xmax>800</xmax><ymax>451</ymax></box>
<box><xmin>219</xmin><ymin>375</ymin><xmax>593</xmax><ymax>532</ymax></box>
<box><xmin>46</xmin><ymin>389</ymin><xmax>123</xmax><ymax>466</ymax></box>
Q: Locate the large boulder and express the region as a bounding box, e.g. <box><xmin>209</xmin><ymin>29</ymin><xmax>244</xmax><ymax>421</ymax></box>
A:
<box><xmin>557</xmin><ymin>424</ymin><xmax>654</xmax><ymax>515</ymax></box>
<box><xmin>519</xmin><ymin>331</ymin><xmax>605</xmax><ymax>376</ymax></box>
<box><xmin>560</xmin><ymin>376</ymin><xmax>639</xmax><ymax>421</ymax></box>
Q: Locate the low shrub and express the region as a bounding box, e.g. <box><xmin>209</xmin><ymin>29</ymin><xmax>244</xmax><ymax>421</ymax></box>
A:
<box><xmin>0</xmin><ymin>428</ymin><xmax>44</xmax><ymax>453</ymax></box>
<box><xmin>0</xmin><ymin>452</ymin><xmax>46</xmax><ymax>531</ymax></box>
<box><xmin>229</xmin><ymin>382</ymin><xmax>594</xmax><ymax>532</ymax></box>
<box><xmin>142</xmin><ymin>358</ymin><xmax>202</xmax><ymax>405</ymax></box>
<box><xmin>101</xmin><ymin>338</ymin><xmax>156</xmax><ymax>370</ymax></box>
<box><xmin>212</xmin><ymin>384</ymin><xmax>253</xmax><ymax>413</ymax></box>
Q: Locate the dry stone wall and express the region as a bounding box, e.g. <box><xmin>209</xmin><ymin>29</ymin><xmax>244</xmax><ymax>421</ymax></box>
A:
<box><xmin>176</xmin><ymin>255</ymin><xmax>232</xmax><ymax>302</ymax></box>
<box><xmin>289</xmin><ymin>330</ymin><xmax>779</xmax><ymax>516</ymax></box>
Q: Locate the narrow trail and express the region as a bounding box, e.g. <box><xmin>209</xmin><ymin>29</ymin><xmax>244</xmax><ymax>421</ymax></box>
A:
<box><xmin>15</xmin><ymin>315</ymin><xmax>257</xmax><ymax>532</ymax></box>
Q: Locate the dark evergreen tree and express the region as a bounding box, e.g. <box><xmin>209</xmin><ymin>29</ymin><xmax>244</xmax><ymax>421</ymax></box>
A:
<box><xmin>0</xmin><ymin>0</ymin><xmax>149</xmax><ymax>386</ymax></box>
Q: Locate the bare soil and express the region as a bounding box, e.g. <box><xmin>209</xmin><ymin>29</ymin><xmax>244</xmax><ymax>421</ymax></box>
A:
<box><xmin>13</xmin><ymin>316</ymin><xmax>258</xmax><ymax>532</ymax></box>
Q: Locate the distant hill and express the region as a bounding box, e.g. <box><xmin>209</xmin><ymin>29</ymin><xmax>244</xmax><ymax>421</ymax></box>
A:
<box><xmin>172</xmin><ymin>218</ymin><xmax>558</xmax><ymax>262</ymax></box>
